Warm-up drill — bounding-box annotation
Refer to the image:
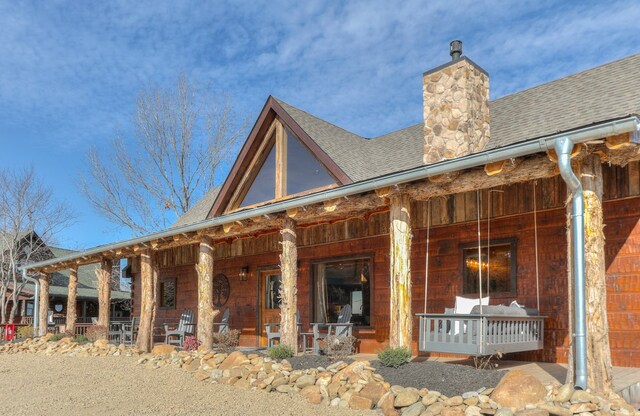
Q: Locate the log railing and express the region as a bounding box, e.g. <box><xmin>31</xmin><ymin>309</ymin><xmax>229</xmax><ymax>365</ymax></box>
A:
<box><xmin>416</xmin><ymin>313</ymin><xmax>545</xmax><ymax>356</ymax></box>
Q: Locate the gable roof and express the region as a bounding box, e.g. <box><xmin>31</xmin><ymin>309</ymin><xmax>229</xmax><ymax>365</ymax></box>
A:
<box><xmin>171</xmin><ymin>187</ymin><xmax>221</xmax><ymax>228</ymax></box>
<box><xmin>174</xmin><ymin>53</ymin><xmax>640</xmax><ymax>225</ymax></box>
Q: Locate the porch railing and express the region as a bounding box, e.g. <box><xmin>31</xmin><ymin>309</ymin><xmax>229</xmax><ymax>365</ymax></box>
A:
<box><xmin>416</xmin><ymin>313</ymin><xmax>545</xmax><ymax>356</ymax></box>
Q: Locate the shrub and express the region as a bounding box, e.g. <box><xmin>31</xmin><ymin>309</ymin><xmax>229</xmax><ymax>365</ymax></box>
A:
<box><xmin>322</xmin><ymin>335</ymin><xmax>356</xmax><ymax>359</ymax></box>
<box><xmin>267</xmin><ymin>344</ymin><xmax>294</xmax><ymax>360</ymax></box>
<box><xmin>377</xmin><ymin>346</ymin><xmax>411</xmax><ymax>368</ymax></box>
<box><xmin>15</xmin><ymin>325</ymin><xmax>34</xmax><ymax>340</ymax></box>
<box><xmin>85</xmin><ymin>325</ymin><xmax>107</xmax><ymax>342</ymax></box>
<box><xmin>182</xmin><ymin>335</ymin><xmax>201</xmax><ymax>352</ymax></box>
<box><xmin>48</xmin><ymin>333</ymin><xmax>64</xmax><ymax>342</ymax></box>
<box><xmin>212</xmin><ymin>329</ymin><xmax>240</xmax><ymax>353</ymax></box>
<box><xmin>74</xmin><ymin>334</ymin><xmax>88</xmax><ymax>344</ymax></box>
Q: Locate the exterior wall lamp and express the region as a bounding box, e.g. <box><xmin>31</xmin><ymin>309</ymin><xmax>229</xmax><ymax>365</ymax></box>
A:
<box><xmin>239</xmin><ymin>266</ymin><xmax>248</xmax><ymax>281</ymax></box>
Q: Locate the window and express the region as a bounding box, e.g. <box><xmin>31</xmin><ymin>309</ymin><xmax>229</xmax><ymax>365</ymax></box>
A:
<box><xmin>313</xmin><ymin>257</ymin><xmax>371</xmax><ymax>326</ymax></box>
<box><xmin>264</xmin><ymin>274</ymin><xmax>282</xmax><ymax>309</ymax></box>
<box><xmin>159</xmin><ymin>278</ymin><xmax>176</xmax><ymax>309</ymax></box>
<box><xmin>235</xmin><ymin>120</ymin><xmax>336</xmax><ymax>209</ymax></box>
<box><xmin>461</xmin><ymin>239</ymin><xmax>516</xmax><ymax>295</ymax></box>
<box><xmin>25</xmin><ymin>301</ymin><xmax>34</xmax><ymax>316</ymax></box>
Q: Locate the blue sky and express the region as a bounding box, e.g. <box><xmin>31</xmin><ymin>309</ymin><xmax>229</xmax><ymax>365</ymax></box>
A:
<box><xmin>1</xmin><ymin>0</ymin><xmax>639</xmax><ymax>250</ymax></box>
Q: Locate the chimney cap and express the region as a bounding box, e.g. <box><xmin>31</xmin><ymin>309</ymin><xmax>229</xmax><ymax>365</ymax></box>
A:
<box><xmin>450</xmin><ymin>40</ymin><xmax>462</xmax><ymax>60</ymax></box>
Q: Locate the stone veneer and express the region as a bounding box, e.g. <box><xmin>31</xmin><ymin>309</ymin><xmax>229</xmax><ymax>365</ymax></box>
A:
<box><xmin>423</xmin><ymin>57</ymin><xmax>491</xmax><ymax>164</ymax></box>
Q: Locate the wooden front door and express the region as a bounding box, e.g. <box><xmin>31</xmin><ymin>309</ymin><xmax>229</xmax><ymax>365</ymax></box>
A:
<box><xmin>259</xmin><ymin>269</ymin><xmax>282</xmax><ymax>347</ymax></box>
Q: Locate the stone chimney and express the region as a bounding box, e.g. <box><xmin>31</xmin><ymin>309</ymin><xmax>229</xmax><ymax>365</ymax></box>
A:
<box><xmin>423</xmin><ymin>41</ymin><xmax>490</xmax><ymax>164</ymax></box>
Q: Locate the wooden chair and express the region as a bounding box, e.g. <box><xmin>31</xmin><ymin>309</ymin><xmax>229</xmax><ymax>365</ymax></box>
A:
<box><xmin>265</xmin><ymin>311</ymin><xmax>300</xmax><ymax>348</ymax></box>
<box><xmin>164</xmin><ymin>309</ymin><xmax>195</xmax><ymax>347</ymax></box>
<box><xmin>122</xmin><ymin>317</ymin><xmax>138</xmax><ymax>345</ymax></box>
<box><xmin>312</xmin><ymin>304</ymin><xmax>353</xmax><ymax>353</ymax></box>
<box><xmin>212</xmin><ymin>308</ymin><xmax>230</xmax><ymax>334</ymax></box>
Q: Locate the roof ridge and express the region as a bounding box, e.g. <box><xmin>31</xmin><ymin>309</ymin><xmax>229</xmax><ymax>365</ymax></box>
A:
<box><xmin>273</xmin><ymin>97</ymin><xmax>366</xmax><ymax>141</ymax></box>
<box><xmin>492</xmin><ymin>52</ymin><xmax>640</xmax><ymax>103</ymax></box>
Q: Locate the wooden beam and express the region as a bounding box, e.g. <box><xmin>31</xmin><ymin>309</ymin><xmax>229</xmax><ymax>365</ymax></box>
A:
<box><xmin>96</xmin><ymin>258</ymin><xmax>113</xmax><ymax>331</ymax></box>
<box><xmin>279</xmin><ymin>217</ymin><xmax>298</xmax><ymax>350</ymax></box>
<box><xmin>484</xmin><ymin>158</ymin><xmax>520</xmax><ymax>176</ymax></box>
<box><xmin>38</xmin><ymin>273</ymin><xmax>50</xmax><ymax>337</ymax></box>
<box><xmin>547</xmin><ymin>144</ymin><xmax>583</xmax><ymax>162</ymax></box>
<box><xmin>275</xmin><ymin>119</ymin><xmax>287</xmax><ymax>198</ymax></box>
<box><xmin>579</xmin><ymin>154</ymin><xmax>614</xmax><ymax>393</ymax></box>
<box><xmin>605</xmin><ymin>132</ymin><xmax>633</xmax><ymax>149</ymax></box>
<box><xmin>323</xmin><ymin>198</ymin><xmax>341</xmax><ymax>212</ymax></box>
<box><xmin>286</xmin><ymin>207</ymin><xmax>298</xmax><ymax>218</ymax></box>
<box><xmin>428</xmin><ymin>172</ymin><xmax>460</xmax><ymax>184</ymax></box>
<box><xmin>389</xmin><ymin>193</ymin><xmax>412</xmax><ymax>348</ymax></box>
<box><xmin>196</xmin><ymin>237</ymin><xmax>216</xmax><ymax>350</ymax></box>
<box><xmin>66</xmin><ymin>266</ymin><xmax>78</xmax><ymax>335</ymax></box>
<box><xmin>136</xmin><ymin>250</ymin><xmax>155</xmax><ymax>353</ymax></box>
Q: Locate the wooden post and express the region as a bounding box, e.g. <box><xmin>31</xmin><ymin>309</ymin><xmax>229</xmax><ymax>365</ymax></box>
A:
<box><xmin>581</xmin><ymin>155</ymin><xmax>613</xmax><ymax>392</ymax></box>
<box><xmin>66</xmin><ymin>266</ymin><xmax>78</xmax><ymax>335</ymax></box>
<box><xmin>38</xmin><ymin>273</ymin><xmax>50</xmax><ymax>337</ymax></box>
<box><xmin>389</xmin><ymin>193</ymin><xmax>413</xmax><ymax>348</ymax></box>
<box><xmin>279</xmin><ymin>217</ymin><xmax>298</xmax><ymax>350</ymax></box>
<box><xmin>96</xmin><ymin>258</ymin><xmax>113</xmax><ymax>330</ymax></box>
<box><xmin>196</xmin><ymin>237</ymin><xmax>217</xmax><ymax>349</ymax></box>
<box><xmin>136</xmin><ymin>250</ymin><xmax>156</xmax><ymax>352</ymax></box>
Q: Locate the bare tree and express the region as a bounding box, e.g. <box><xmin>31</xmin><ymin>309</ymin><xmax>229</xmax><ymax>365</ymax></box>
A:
<box><xmin>80</xmin><ymin>76</ymin><xmax>245</xmax><ymax>236</ymax></box>
<box><xmin>0</xmin><ymin>167</ymin><xmax>75</xmax><ymax>324</ymax></box>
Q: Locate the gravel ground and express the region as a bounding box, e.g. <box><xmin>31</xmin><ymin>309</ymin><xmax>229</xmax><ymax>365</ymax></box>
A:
<box><xmin>289</xmin><ymin>355</ymin><xmax>505</xmax><ymax>397</ymax></box>
<box><xmin>372</xmin><ymin>360</ymin><xmax>506</xmax><ymax>397</ymax></box>
<box><xmin>0</xmin><ymin>354</ymin><xmax>374</xmax><ymax>416</ymax></box>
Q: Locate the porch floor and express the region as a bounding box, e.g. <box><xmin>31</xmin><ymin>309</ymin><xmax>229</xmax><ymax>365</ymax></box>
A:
<box><xmin>353</xmin><ymin>354</ymin><xmax>640</xmax><ymax>394</ymax></box>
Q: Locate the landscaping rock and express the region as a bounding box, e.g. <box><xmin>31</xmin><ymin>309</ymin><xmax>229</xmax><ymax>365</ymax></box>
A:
<box><xmin>568</xmin><ymin>402</ymin><xmax>597</xmax><ymax>413</ymax></box>
<box><xmin>537</xmin><ymin>404</ymin><xmax>572</xmax><ymax>416</ymax></box>
<box><xmin>514</xmin><ymin>409</ymin><xmax>549</xmax><ymax>416</ymax></box>
<box><xmin>554</xmin><ymin>384</ymin><xmax>574</xmax><ymax>403</ymax></box>
<box><xmin>394</xmin><ymin>386</ymin><xmax>420</xmax><ymax>407</ymax></box>
<box><xmin>491</xmin><ymin>370</ymin><xmax>546</xmax><ymax>410</ymax></box>
<box><xmin>151</xmin><ymin>344</ymin><xmax>176</xmax><ymax>356</ymax></box>
<box><xmin>218</xmin><ymin>351</ymin><xmax>246</xmax><ymax>370</ymax></box>
<box><xmin>299</xmin><ymin>385</ymin><xmax>322</xmax><ymax>404</ymax></box>
<box><xmin>295</xmin><ymin>374</ymin><xmax>316</xmax><ymax>389</ymax></box>
<box><xmin>402</xmin><ymin>401</ymin><xmax>426</xmax><ymax>416</ymax></box>
<box><xmin>349</xmin><ymin>394</ymin><xmax>373</xmax><ymax>410</ymax></box>
<box><xmin>441</xmin><ymin>406</ymin><xmax>466</xmax><ymax>416</ymax></box>
<box><xmin>359</xmin><ymin>381</ymin><xmax>387</xmax><ymax>404</ymax></box>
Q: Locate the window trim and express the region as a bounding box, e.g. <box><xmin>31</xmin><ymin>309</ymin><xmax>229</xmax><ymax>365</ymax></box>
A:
<box><xmin>459</xmin><ymin>238</ymin><xmax>517</xmax><ymax>296</ymax></box>
<box><xmin>310</xmin><ymin>254</ymin><xmax>374</xmax><ymax>329</ymax></box>
<box><xmin>159</xmin><ymin>277</ymin><xmax>177</xmax><ymax>310</ymax></box>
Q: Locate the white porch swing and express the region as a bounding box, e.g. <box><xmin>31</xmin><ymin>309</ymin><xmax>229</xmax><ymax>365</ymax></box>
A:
<box><xmin>417</xmin><ymin>184</ymin><xmax>545</xmax><ymax>357</ymax></box>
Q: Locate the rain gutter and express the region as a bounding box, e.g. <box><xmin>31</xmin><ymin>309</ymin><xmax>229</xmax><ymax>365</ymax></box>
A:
<box><xmin>20</xmin><ymin>116</ymin><xmax>640</xmax><ymax>272</ymax></box>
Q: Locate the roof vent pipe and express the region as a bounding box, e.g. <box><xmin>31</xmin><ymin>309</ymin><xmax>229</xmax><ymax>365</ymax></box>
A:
<box><xmin>450</xmin><ymin>40</ymin><xmax>462</xmax><ymax>60</ymax></box>
<box><xmin>554</xmin><ymin>136</ymin><xmax>588</xmax><ymax>391</ymax></box>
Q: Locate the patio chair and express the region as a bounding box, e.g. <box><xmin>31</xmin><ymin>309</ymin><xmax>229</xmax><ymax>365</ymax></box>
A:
<box><xmin>122</xmin><ymin>317</ymin><xmax>138</xmax><ymax>345</ymax></box>
<box><xmin>211</xmin><ymin>308</ymin><xmax>230</xmax><ymax>335</ymax></box>
<box><xmin>313</xmin><ymin>304</ymin><xmax>353</xmax><ymax>353</ymax></box>
<box><xmin>108</xmin><ymin>321</ymin><xmax>123</xmax><ymax>344</ymax></box>
<box><xmin>265</xmin><ymin>311</ymin><xmax>301</xmax><ymax>348</ymax></box>
<box><xmin>164</xmin><ymin>309</ymin><xmax>195</xmax><ymax>347</ymax></box>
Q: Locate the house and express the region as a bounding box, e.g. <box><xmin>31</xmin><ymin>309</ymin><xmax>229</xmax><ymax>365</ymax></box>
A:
<box><xmin>22</xmin><ymin>43</ymin><xmax>640</xmax><ymax>391</ymax></box>
<box><xmin>3</xmin><ymin>238</ymin><xmax>130</xmax><ymax>327</ymax></box>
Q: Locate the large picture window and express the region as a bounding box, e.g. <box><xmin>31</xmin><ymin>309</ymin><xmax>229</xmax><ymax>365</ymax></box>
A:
<box><xmin>461</xmin><ymin>239</ymin><xmax>516</xmax><ymax>295</ymax></box>
<box><xmin>313</xmin><ymin>257</ymin><xmax>371</xmax><ymax>326</ymax></box>
<box><xmin>159</xmin><ymin>278</ymin><xmax>176</xmax><ymax>309</ymax></box>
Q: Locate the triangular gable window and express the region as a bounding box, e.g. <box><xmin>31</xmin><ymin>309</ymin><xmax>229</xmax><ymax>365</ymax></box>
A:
<box><xmin>234</xmin><ymin>119</ymin><xmax>336</xmax><ymax>210</ymax></box>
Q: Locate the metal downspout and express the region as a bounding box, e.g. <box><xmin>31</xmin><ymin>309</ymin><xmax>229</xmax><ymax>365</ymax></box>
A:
<box><xmin>21</xmin><ymin>269</ymin><xmax>39</xmax><ymax>338</ymax></box>
<box><xmin>554</xmin><ymin>137</ymin><xmax>587</xmax><ymax>390</ymax></box>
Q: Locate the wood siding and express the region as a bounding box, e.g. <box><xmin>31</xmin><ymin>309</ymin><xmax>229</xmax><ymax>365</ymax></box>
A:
<box><xmin>131</xmin><ymin>162</ymin><xmax>640</xmax><ymax>365</ymax></box>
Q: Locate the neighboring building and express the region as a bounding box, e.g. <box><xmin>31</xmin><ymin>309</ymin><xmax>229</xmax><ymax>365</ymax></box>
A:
<box><xmin>6</xmin><ymin>242</ymin><xmax>130</xmax><ymax>325</ymax></box>
<box><xmin>24</xmin><ymin>46</ymin><xmax>640</xmax><ymax>376</ymax></box>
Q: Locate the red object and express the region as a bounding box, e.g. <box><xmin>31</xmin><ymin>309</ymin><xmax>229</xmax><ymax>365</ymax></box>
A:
<box><xmin>4</xmin><ymin>323</ymin><xmax>15</xmax><ymax>341</ymax></box>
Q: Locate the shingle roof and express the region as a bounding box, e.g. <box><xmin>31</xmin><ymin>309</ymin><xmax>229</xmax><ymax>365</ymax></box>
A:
<box><xmin>170</xmin><ymin>187</ymin><xmax>220</xmax><ymax>228</ymax></box>
<box><xmin>280</xmin><ymin>53</ymin><xmax>640</xmax><ymax>181</ymax></box>
<box><xmin>175</xmin><ymin>53</ymin><xmax>640</xmax><ymax>224</ymax></box>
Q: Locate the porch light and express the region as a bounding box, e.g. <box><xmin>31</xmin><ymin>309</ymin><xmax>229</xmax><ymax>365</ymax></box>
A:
<box><xmin>239</xmin><ymin>266</ymin><xmax>248</xmax><ymax>281</ymax></box>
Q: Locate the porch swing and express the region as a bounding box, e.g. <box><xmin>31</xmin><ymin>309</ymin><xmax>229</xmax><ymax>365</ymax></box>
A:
<box><xmin>416</xmin><ymin>184</ymin><xmax>546</xmax><ymax>357</ymax></box>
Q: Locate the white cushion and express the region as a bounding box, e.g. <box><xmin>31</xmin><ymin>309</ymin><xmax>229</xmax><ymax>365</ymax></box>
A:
<box><xmin>454</xmin><ymin>296</ymin><xmax>489</xmax><ymax>314</ymax></box>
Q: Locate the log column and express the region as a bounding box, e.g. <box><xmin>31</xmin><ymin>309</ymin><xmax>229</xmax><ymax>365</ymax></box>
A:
<box><xmin>196</xmin><ymin>237</ymin><xmax>216</xmax><ymax>349</ymax></box>
<box><xmin>136</xmin><ymin>250</ymin><xmax>156</xmax><ymax>352</ymax></box>
<box><xmin>279</xmin><ymin>217</ymin><xmax>298</xmax><ymax>350</ymax></box>
<box><xmin>38</xmin><ymin>273</ymin><xmax>50</xmax><ymax>336</ymax></box>
<box><xmin>66</xmin><ymin>266</ymin><xmax>78</xmax><ymax>335</ymax></box>
<box><xmin>96</xmin><ymin>258</ymin><xmax>113</xmax><ymax>329</ymax></box>
<box><xmin>389</xmin><ymin>193</ymin><xmax>413</xmax><ymax>348</ymax></box>
<box><xmin>581</xmin><ymin>155</ymin><xmax>613</xmax><ymax>392</ymax></box>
